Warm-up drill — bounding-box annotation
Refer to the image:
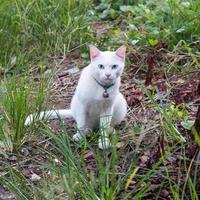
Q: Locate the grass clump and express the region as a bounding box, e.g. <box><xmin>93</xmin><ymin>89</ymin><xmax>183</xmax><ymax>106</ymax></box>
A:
<box><xmin>0</xmin><ymin>0</ymin><xmax>92</xmax><ymax>73</ymax></box>
<box><xmin>0</xmin><ymin>75</ymin><xmax>48</xmax><ymax>154</ymax></box>
<box><xmin>0</xmin><ymin>0</ymin><xmax>93</xmax><ymax>154</ymax></box>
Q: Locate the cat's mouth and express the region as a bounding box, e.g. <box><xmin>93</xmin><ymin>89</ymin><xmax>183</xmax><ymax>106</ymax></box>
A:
<box><xmin>103</xmin><ymin>78</ymin><xmax>113</xmax><ymax>83</ymax></box>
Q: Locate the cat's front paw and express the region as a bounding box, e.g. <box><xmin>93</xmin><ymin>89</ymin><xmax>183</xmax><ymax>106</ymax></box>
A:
<box><xmin>73</xmin><ymin>132</ymin><xmax>85</xmax><ymax>142</ymax></box>
<box><xmin>98</xmin><ymin>137</ymin><xmax>111</xmax><ymax>149</ymax></box>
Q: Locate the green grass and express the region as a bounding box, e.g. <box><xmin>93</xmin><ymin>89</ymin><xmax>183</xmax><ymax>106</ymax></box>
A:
<box><xmin>1</xmin><ymin>119</ymin><xmax>199</xmax><ymax>199</ymax></box>
<box><xmin>0</xmin><ymin>0</ymin><xmax>92</xmax><ymax>73</ymax></box>
<box><xmin>94</xmin><ymin>0</ymin><xmax>200</xmax><ymax>49</ymax></box>
<box><xmin>0</xmin><ymin>0</ymin><xmax>200</xmax><ymax>199</ymax></box>
<box><xmin>0</xmin><ymin>0</ymin><xmax>92</xmax><ymax>152</ymax></box>
<box><xmin>0</xmin><ymin>75</ymin><xmax>49</xmax><ymax>154</ymax></box>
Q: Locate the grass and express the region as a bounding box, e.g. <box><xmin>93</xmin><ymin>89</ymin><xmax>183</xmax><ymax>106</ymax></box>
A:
<box><xmin>0</xmin><ymin>0</ymin><xmax>200</xmax><ymax>199</ymax></box>
<box><xmin>0</xmin><ymin>0</ymin><xmax>92</xmax><ymax>73</ymax></box>
<box><xmin>0</xmin><ymin>0</ymin><xmax>92</xmax><ymax>152</ymax></box>
<box><xmin>94</xmin><ymin>0</ymin><xmax>200</xmax><ymax>50</ymax></box>
<box><xmin>0</xmin><ymin>75</ymin><xmax>49</xmax><ymax>154</ymax></box>
<box><xmin>1</xmin><ymin>119</ymin><xmax>199</xmax><ymax>199</ymax></box>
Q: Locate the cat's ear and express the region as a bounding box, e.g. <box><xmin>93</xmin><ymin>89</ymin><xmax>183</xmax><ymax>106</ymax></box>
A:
<box><xmin>116</xmin><ymin>45</ymin><xmax>126</xmax><ymax>60</ymax></box>
<box><xmin>89</xmin><ymin>45</ymin><xmax>100</xmax><ymax>60</ymax></box>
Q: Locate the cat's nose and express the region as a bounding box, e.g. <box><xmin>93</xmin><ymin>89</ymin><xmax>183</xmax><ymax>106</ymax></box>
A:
<box><xmin>105</xmin><ymin>73</ymin><xmax>111</xmax><ymax>78</ymax></box>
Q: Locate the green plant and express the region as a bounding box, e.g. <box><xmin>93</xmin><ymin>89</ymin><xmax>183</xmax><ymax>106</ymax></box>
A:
<box><xmin>41</xmin><ymin>122</ymin><xmax>125</xmax><ymax>200</ymax></box>
<box><xmin>0</xmin><ymin>165</ymin><xmax>44</xmax><ymax>200</ymax></box>
<box><xmin>133</xmin><ymin>80</ymin><xmax>200</xmax><ymax>199</ymax></box>
<box><xmin>0</xmin><ymin>0</ymin><xmax>92</xmax><ymax>73</ymax></box>
<box><xmin>35</xmin><ymin>121</ymin><xmax>171</xmax><ymax>199</ymax></box>
<box><xmin>135</xmin><ymin>80</ymin><xmax>187</xmax><ymax>143</ymax></box>
<box><xmin>0</xmin><ymin>75</ymin><xmax>48</xmax><ymax>154</ymax></box>
<box><xmin>94</xmin><ymin>0</ymin><xmax>200</xmax><ymax>48</ymax></box>
<box><xmin>1</xmin><ymin>117</ymin><xmax>199</xmax><ymax>199</ymax></box>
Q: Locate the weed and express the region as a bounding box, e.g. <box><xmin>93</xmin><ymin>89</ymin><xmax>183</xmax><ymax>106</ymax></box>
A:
<box><xmin>0</xmin><ymin>75</ymin><xmax>48</xmax><ymax>154</ymax></box>
<box><xmin>0</xmin><ymin>0</ymin><xmax>92</xmax><ymax>73</ymax></box>
<box><xmin>94</xmin><ymin>0</ymin><xmax>200</xmax><ymax>48</ymax></box>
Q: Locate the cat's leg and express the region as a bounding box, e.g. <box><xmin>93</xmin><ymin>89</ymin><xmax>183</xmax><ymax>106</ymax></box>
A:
<box><xmin>98</xmin><ymin>94</ymin><xmax>127</xmax><ymax>149</ymax></box>
<box><xmin>70</xmin><ymin>95</ymin><xmax>86</xmax><ymax>141</ymax></box>
<box><xmin>72</xmin><ymin>105</ymin><xmax>97</xmax><ymax>142</ymax></box>
<box><xmin>98</xmin><ymin>107</ymin><xmax>113</xmax><ymax>149</ymax></box>
<box><xmin>73</xmin><ymin>117</ymin><xmax>88</xmax><ymax>142</ymax></box>
<box><xmin>112</xmin><ymin>93</ymin><xmax>127</xmax><ymax>126</ymax></box>
<box><xmin>72</xmin><ymin>104</ymin><xmax>89</xmax><ymax>141</ymax></box>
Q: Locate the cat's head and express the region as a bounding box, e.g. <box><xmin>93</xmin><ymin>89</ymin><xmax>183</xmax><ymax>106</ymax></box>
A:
<box><xmin>89</xmin><ymin>45</ymin><xmax>126</xmax><ymax>85</ymax></box>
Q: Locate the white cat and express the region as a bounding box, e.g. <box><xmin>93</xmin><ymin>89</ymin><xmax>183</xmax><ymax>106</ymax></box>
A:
<box><xmin>25</xmin><ymin>45</ymin><xmax>127</xmax><ymax>149</ymax></box>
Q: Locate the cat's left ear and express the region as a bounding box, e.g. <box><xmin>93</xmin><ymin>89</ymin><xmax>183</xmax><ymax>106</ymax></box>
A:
<box><xmin>116</xmin><ymin>45</ymin><xmax>126</xmax><ymax>61</ymax></box>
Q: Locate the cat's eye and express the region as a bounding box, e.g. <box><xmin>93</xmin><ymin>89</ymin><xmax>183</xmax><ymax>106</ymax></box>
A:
<box><xmin>112</xmin><ymin>64</ymin><xmax>118</xmax><ymax>69</ymax></box>
<box><xmin>98</xmin><ymin>64</ymin><xmax>104</xmax><ymax>69</ymax></box>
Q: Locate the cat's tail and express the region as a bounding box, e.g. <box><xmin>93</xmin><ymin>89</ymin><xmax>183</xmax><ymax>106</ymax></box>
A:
<box><xmin>25</xmin><ymin>109</ymin><xmax>73</xmax><ymax>126</ymax></box>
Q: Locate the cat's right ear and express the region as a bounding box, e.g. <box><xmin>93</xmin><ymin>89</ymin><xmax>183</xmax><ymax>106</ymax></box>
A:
<box><xmin>89</xmin><ymin>45</ymin><xmax>100</xmax><ymax>60</ymax></box>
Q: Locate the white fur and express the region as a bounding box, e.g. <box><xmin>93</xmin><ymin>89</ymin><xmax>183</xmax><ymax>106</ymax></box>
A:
<box><xmin>25</xmin><ymin>109</ymin><xmax>73</xmax><ymax>125</ymax></box>
<box><xmin>25</xmin><ymin>46</ymin><xmax>127</xmax><ymax>149</ymax></box>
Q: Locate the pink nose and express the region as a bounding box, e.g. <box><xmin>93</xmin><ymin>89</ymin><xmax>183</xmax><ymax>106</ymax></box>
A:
<box><xmin>105</xmin><ymin>73</ymin><xmax>111</xmax><ymax>78</ymax></box>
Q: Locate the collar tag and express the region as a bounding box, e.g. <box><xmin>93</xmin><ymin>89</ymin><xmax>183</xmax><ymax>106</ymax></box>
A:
<box><xmin>92</xmin><ymin>76</ymin><xmax>115</xmax><ymax>98</ymax></box>
<box><xmin>103</xmin><ymin>89</ymin><xmax>109</xmax><ymax>98</ymax></box>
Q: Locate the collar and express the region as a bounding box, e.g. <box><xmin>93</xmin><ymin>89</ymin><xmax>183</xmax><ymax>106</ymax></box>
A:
<box><xmin>92</xmin><ymin>76</ymin><xmax>115</xmax><ymax>90</ymax></box>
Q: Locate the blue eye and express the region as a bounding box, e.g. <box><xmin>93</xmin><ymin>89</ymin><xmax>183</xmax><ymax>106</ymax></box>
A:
<box><xmin>112</xmin><ymin>64</ymin><xmax>118</xmax><ymax>69</ymax></box>
<box><xmin>98</xmin><ymin>64</ymin><xmax>104</xmax><ymax>69</ymax></box>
